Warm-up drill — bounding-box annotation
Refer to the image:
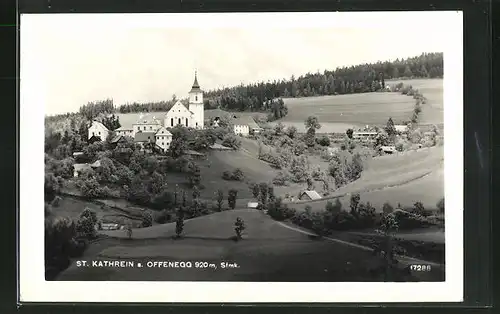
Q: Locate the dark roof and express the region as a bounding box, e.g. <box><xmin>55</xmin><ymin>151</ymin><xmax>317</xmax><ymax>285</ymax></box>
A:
<box><xmin>110</xmin><ymin>135</ymin><xmax>127</xmax><ymax>143</ymax></box>
<box><xmin>189</xmin><ymin>71</ymin><xmax>202</xmax><ymax>93</ymax></box>
<box><xmin>134</xmin><ymin>132</ymin><xmax>156</xmax><ymax>142</ymax></box>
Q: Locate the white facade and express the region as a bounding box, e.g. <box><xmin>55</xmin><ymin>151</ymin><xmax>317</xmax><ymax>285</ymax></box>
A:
<box><xmin>165</xmin><ymin>101</ymin><xmax>193</xmax><ymax>128</ymax></box>
<box><xmin>133</xmin><ymin>115</ymin><xmax>162</xmax><ymax>135</ymax></box>
<box><xmin>234</xmin><ymin>124</ymin><xmax>249</xmax><ymax>136</ymax></box>
<box><xmin>189</xmin><ymin>90</ymin><xmax>204</xmax><ymax>129</ymax></box>
<box><xmin>162</xmin><ymin>72</ymin><xmax>205</xmax><ymax>129</ymax></box>
<box><xmin>88</xmin><ymin>121</ymin><xmax>109</xmax><ymax>140</ymax></box>
<box><xmin>115</xmin><ymin>127</ymin><xmax>134</xmax><ymax>137</ymax></box>
<box><xmin>155</xmin><ymin>127</ymin><xmax>173</xmax><ymax>152</ymax></box>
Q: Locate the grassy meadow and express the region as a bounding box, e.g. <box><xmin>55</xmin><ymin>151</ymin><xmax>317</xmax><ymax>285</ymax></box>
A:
<box><xmin>57</xmin><ymin>209</ymin><xmax>441</xmax><ymax>282</ymax></box>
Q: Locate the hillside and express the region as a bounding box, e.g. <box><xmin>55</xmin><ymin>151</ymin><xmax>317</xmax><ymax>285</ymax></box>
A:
<box><xmin>291</xmin><ymin>146</ymin><xmax>444</xmax><ymax>211</ymax></box>
<box><xmin>56</xmin><ymin>209</ymin><xmax>441</xmax><ymax>282</ymax></box>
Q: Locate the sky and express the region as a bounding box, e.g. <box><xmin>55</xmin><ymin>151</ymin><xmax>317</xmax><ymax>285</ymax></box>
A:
<box><xmin>20</xmin><ymin>12</ymin><xmax>459</xmax><ymax>115</ymax></box>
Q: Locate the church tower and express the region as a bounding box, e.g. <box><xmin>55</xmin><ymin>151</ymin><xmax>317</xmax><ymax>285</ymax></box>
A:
<box><xmin>188</xmin><ymin>71</ymin><xmax>204</xmax><ymax>129</ymax></box>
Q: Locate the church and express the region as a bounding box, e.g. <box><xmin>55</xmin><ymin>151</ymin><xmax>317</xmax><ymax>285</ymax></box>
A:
<box><xmin>111</xmin><ymin>72</ymin><xmax>205</xmax><ymax>153</ymax></box>
<box><xmin>164</xmin><ymin>72</ymin><xmax>204</xmax><ymax>129</ymax></box>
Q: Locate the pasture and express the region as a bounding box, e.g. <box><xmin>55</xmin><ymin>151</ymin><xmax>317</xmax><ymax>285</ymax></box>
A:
<box><xmin>56</xmin><ymin>209</ymin><xmax>441</xmax><ymax>282</ymax></box>
<box><xmin>290</xmin><ymin>146</ymin><xmax>444</xmax><ymax>212</ymax></box>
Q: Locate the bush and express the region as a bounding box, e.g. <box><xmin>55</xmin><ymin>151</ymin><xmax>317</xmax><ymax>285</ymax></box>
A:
<box><xmin>222</xmin><ymin>170</ymin><xmax>232</xmax><ymax>180</ymax></box>
<box><xmin>267</xmin><ymin>198</ymin><xmax>296</xmax><ymax>221</ymax></box>
<box><xmin>45</xmin><ymin>216</ymin><xmax>85</xmax><ymax>280</ymax></box>
<box><xmin>382</xmin><ymin>202</ymin><xmax>394</xmax><ymax>214</ymax></box>
<box><xmin>228</xmin><ymin>189</ymin><xmax>238</xmax><ymax>210</ymax></box>
<box><xmin>436</xmin><ymin>197</ymin><xmax>445</xmax><ymax>214</ymax></box>
<box><xmin>76</xmin><ymin>208</ymin><xmax>98</xmax><ymax>239</ymax></box>
<box><xmin>393</xmin><ymin>210</ymin><xmax>432</xmax><ymax>230</ymax></box>
<box><xmin>141</xmin><ymin>211</ymin><xmax>153</xmax><ymax>227</ymax></box>
<box><xmin>325</xmin><ymin>199</ymin><xmax>342</xmax><ymax>214</ymax></box>
<box><xmin>234</xmin><ymin>217</ymin><xmax>246</xmax><ymax>240</ymax></box>
<box><xmin>175</xmin><ymin>209</ymin><xmax>185</xmax><ymax>238</ymax></box>
<box><xmin>317</xmin><ymin>136</ymin><xmax>331</xmax><ymax>147</ymax></box>
<box><xmin>273</xmin><ymin>171</ymin><xmax>291</xmax><ymax>186</ymax></box>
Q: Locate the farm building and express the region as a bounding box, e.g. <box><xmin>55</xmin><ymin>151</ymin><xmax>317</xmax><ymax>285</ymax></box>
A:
<box><xmin>115</xmin><ymin>126</ymin><xmax>134</xmax><ymax>137</ymax></box>
<box><xmin>327</xmin><ymin>146</ymin><xmax>341</xmax><ymax>156</ymax></box>
<box><xmin>73</xmin><ymin>161</ymin><xmax>101</xmax><ymax>177</ymax></box>
<box><xmin>73</xmin><ymin>163</ymin><xmax>92</xmax><ymax>177</ymax></box>
<box><xmin>232</xmin><ymin>116</ymin><xmax>260</xmax><ymax>136</ymax></box>
<box><xmin>185</xmin><ymin>150</ymin><xmax>205</xmax><ymax>159</ymax></box>
<box><xmin>209</xmin><ymin>143</ymin><xmax>232</xmax><ymax>151</ymax></box>
<box><xmin>352</xmin><ymin>131</ymin><xmax>378</xmax><ymax>142</ymax></box>
<box><xmin>154</xmin><ymin>127</ymin><xmax>173</xmax><ymax>152</ymax></box>
<box><xmin>394</xmin><ymin>125</ymin><xmax>409</xmax><ymax>133</ymax></box>
<box><xmin>298</xmin><ymin>190</ymin><xmax>322</xmax><ymax>201</ymax></box>
<box><xmin>247</xmin><ymin>202</ymin><xmax>259</xmax><ymax>209</ymax></box>
<box><xmin>109</xmin><ymin>135</ymin><xmax>128</xmax><ymax>147</ymax></box>
<box><xmin>134</xmin><ymin>131</ymin><xmax>156</xmax><ymax>152</ymax></box>
<box><xmin>379</xmin><ymin>145</ymin><xmax>397</xmax><ymax>154</ymax></box>
<box><xmin>88</xmin><ymin>120</ymin><xmax>109</xmax><ymax>141</ymax></box>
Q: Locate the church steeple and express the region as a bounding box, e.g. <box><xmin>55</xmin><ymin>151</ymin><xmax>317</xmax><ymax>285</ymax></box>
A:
<box><xmin>190</xmin><ymin>70</ymin><xmax>201</xmax><ymax>92</ymax></box>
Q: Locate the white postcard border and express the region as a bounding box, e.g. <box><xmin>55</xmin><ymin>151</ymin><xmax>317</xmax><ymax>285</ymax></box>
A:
<box><xmin>19</xmin><ymin>11</ymin><xmax>463</xmax><ymax>303</ymax></box>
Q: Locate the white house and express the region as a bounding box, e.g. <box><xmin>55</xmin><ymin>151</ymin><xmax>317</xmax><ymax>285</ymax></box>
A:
<box><xmin>133</xmin><ymin>114</ymin><xmax>162</xmax><ymax>134</ymax></box>
<box><xmin>233</xmin><ymin>120</ymin><xmax>250</xmax><ymax>136</ymax></box>
<box><xmin>155</xmin><ymin>127</ymin><xmax>173</xmax><ymax>152</ymax></box>
<box><xmin>394</xmin><ymin>125</ymin><xmax>409</xmax><ymax>133</ymax></box>
<box><xmin>115</xmin><ymin>126</ymin><xmax>134</xmax><ymax>137</ymax></box>
<box><xmin>352</xmin><ymin>131</ymin><xmax>378</xmax><ymax>142</ymax></box>
<box><xmin>164</xmin><ymin>72</ymin><xmax>205</xmax><ymax>129</ymax></box>
<box><xmin>232</xmin><ymin>116</ymin><xmax>259</xmax><ymax>136</ymax></box>
<box><xmin>88</xmin><ymin>120</ymin><xmax>109</xmax><ymax>140</ymax></box>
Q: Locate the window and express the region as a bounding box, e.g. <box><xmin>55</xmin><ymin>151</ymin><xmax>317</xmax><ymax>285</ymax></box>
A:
<box><xmin>171</xmin><ymin>118</ymin><xmax>174</xmax><ymax>126</ymax></box>
<box><xmin>98</xmin><ymin>131</ymin><xmax>101</xmax><ymax>135</ymax></box>
<box><xmin>137</xmin><ymin>126</ymin><xmax>140</xmax><ymax>131</ymax></box>
<box><xmin>186</xmin><ymin>118</ymin><xmax>188</xmax><ymax>127</ymax></box>
<box><xmin>196</xmin><ymin>122</ymin><xmax>198</xmax><ymax>127</ymax></box>
<box><xmin>143</xmin><ymin>126</ymin><xmax>146</xmax><ymax>130</ymax></box>
<box><xmin>92</xmin><ymin>132</ymin><xmax>95</xmax><ymax>136</ymax></box>
<box><xmin>150</xmin><ymin>126</ymin><xmax>152</xmax><ymax>130</ymax></box>
<box><xmin>178</xmin><ymin>118</ymin><xmax>181</xmax><ymax>125</ymax></box>
<box><xmin>195</xmin><ymin>95</ymin><xmax>198</xmax><ymax>101</ymax></box>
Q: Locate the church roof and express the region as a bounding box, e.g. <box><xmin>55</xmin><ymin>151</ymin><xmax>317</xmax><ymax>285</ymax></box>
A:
<box><xmin>189</xmin><ymin>71</ymin><xmax>202</xmax><ymax>93</ymax></box>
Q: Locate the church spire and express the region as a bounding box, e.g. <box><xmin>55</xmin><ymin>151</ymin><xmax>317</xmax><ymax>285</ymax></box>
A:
<box><xmin>192</xmin><ymin>70</ymin><xmax>200</xmax><ymax>89</ymax></box>
<box><xmin>190</xmin><ymin>70</ymin><xmax>201</xmax><ymax>93</ymax></box>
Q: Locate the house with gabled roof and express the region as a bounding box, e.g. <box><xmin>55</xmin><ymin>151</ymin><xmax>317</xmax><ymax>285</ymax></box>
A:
<box><xmin>88</xmin><ymin>120</ymin><xmax>109</xmax><ymax>141</ymax></box>
<box><xmin>232</xmin><ymin>116</ymin><xmax>261</xmax><ymax>136</ymax></box>
<box><xmin>298</xmin><ymin>190</ymin><xmax>322</xmax><ymax>201</ymax></box>
<box><xmin>154</xmin><ymin>127</ymin><xmax>173</xmax><ymax>153</ymax></box>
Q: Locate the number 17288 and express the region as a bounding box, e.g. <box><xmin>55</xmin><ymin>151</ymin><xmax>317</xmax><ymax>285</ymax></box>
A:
<box><xmin>410</xmin><ymin>264</ymin><xmax>432</xmax><ymax>271</ymax></box>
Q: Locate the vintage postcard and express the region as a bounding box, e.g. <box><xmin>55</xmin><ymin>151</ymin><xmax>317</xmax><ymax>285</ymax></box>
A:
<box><xmin>19</xmin><ymin>11</ymin><xmax>463</xmax><ymax>303</ymax></box>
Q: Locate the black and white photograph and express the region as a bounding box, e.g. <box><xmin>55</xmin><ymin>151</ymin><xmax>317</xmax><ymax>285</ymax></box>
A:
<box><xmin>20</xmin><ymin>12</ymin><xmax>463</xmax><ymax>303</ymax></box>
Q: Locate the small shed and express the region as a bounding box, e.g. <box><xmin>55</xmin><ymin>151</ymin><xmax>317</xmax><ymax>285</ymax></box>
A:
<box><xmin>73</xmin><ymin>163</ymin><xmax>92</xmax><ymax>177</ymax></box>
<box><xmin>379</xmin><ymin>146</ymin><xmax>397</xmax><ymax>154</ymax></box>
<box><xmin>185</xmin><ymin>150</ymin><xmax>205</xmax><ymax>159</ymax></box>
<box><xmin>298</xmin><ymin>190</ymin><xmax>322</xmax><ymax>201</ymax></box>
<box><xmin>209</xmin><ymin>143</ymin><xmax>232</xmax><ymax>151</ymax></box>
<box><xmin>247</xmin><ymin>202</ymin><xmax>259</xmax><ymax>209</ymax></box>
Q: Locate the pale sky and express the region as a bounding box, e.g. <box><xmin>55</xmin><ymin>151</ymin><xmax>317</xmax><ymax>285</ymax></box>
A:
<box><xmin>20</xmin><ymin>12</ymin><xmax>459</xmax><ymax>115</ymax></box>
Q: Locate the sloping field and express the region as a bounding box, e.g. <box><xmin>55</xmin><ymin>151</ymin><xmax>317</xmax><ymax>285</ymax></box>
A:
<box><xmin>292</xmin><ymin>146</ymin><xmax>444</xmax><ymax>211</ymax></box>
<box><xmin>57</xmin><ymin>209</ymin><xmax>440</xmax><ymax>282</ymax></box>
<box><xmin>387</xmin><ymin>78</ymin><xmax>443</xmax><ymax>125</ymax></box>
<box><xmin>275</xmin><ymin>93</ymin><xmax>415</xmax><ymax>133</ymax></box>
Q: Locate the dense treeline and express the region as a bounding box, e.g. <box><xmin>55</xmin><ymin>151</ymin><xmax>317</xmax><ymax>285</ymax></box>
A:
<box><xmin>203</xmin><ymin>52</ymin><xmax>443</xmax><ymax>109</ymax></box>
